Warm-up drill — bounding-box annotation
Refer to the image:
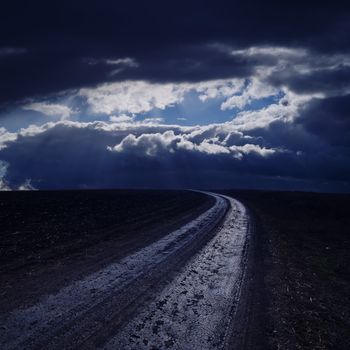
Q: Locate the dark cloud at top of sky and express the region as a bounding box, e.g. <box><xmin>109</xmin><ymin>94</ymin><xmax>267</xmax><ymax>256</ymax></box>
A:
<box><xmin>0</xmin><ymin>0</ymin><xmax>349</xmax><ymax>105</ymax></box>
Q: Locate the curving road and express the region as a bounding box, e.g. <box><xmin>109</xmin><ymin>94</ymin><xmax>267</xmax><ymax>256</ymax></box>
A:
<box><xmin>0</xmin><ymin>192</ymin><xmax>251</xmax><ymax>350</ymax></box>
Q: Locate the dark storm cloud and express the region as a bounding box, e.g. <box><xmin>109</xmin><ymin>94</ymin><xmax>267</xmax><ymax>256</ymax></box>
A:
<box><xmin>268</xmin><ymin>65</ymin><xmax>350</xmax><ymax>95</ymax></box>
<box><xmin>0</xmin><ymin>0</ymin><xmax>349</xmax><ymax>104</ymax></box>
<box><xmin>298</xmin><ymin>94</ymin><xmax>350</xmax><ymax>147</ymax></box>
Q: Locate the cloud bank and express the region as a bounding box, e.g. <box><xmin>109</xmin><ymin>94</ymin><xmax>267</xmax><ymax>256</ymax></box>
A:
<box><xmin>1</xmin><ymin>92</ymin><xmax>349</xmax><ymax>191</ymax></box>
<box><xmin>0</xmin><ymin>0</ymin><xmax>349</xmax><ymax>191</ymax></box>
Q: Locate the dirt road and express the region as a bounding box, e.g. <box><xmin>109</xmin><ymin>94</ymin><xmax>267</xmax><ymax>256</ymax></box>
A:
<box><xmin>0</xmin><ymin>192</ymin><xmax>251</xmax><ymax>350</ymax></box>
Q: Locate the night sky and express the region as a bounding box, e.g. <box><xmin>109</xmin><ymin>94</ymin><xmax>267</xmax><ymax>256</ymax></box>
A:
<box><xmin>1</xmin><ymin>0</ymin><xmax>350</xmax><ymax>191</ymax></box>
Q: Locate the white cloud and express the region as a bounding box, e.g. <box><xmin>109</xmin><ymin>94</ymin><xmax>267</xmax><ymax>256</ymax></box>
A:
<box><xmin>109</xmin><ymin>114</ymin><xmax>165</xmax><ymax>125</ymax></box>
<box><xmin>229</xmin><ymin>144</ymin><xmax>276</xmax><ymax>159</ymax></box>
<box><xmin>107</xmin><ymin>57</ymin><xmax>139</xmax><ymax>75</ymax></box>
<box><xmin>230</xmin><ymin>90</ymin><xmax>318</xmax><ymax>131</ymax></box>
<box><xmin>79</xmin><ymin>81</ymin><xmax>189</xmax><ymax>115</ymax></box>
<box><xmin>105</xmin><ymin>57</ymin><xmax>139</xmax><ymax>67</ymax></box>
<box><xmin>221</xmin><ymin>78</ymin><xmax>279</xmax><ymax>110</ymax></box>
<box><xmin>0</xmin><ymin>127</ymin><xmax>17</xmax><ymax>150</ymax></box>
<box><xmin>221</xmin><ymin>94</ymin><xmax>249</xmax><ymax>109</ymax></box>
<box><xmin>78</xmin><ymin>79</ymin><xmax>246</xmax><ymax>115</ymax></box>
<box><xmin>195</xmin><ymin>79</ymin><xmax>245</xmax><ymax>102</ymax></box>
<box><xmin>110</xmin><ymin>130</ymin><xmax>180</xmax><ymax>156</ymax></box>
<box><xmin>23</xmin><ymin>102</ymin><xmax>73</xmax><ymax>120</ymax></box>
<box><xmin>142</xmin><ymin>117</ymin><xmax>164</xmax><ymax>124</ymax></box>
<box><xmin>109</xmin><ymin>114</ymin><xmax>135</xmax><ymax>123</ymax></box>
<box><xmin>84</xmin><ymin>57</ymin><xmax>138</xmax><ymax>67</ymax></box>
<box><xmin>109</xmin><ymin>126</ymin><xmax>279</xmax><ymax>158</ymax></box>
<box><xmin>231</xmin><ymin>46</ymin><xmax>307</xmax><ymax>58</ymax></box>
<box><xmin>106</xmin><ymin>57</ymin><xmax>139</xmax><ymax>67</ymax></box>
<box><xmin>195</xmin><ymin>141</ymin><xmax>231</xmax><ymax>155</ymax></box>
<box><xmin>231</xmin><ymin>101</ymin><xmax>294</xmax><ymax>131</ymax></box>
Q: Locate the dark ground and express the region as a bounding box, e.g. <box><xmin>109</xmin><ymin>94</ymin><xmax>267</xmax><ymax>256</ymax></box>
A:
<box><xmin>223</xmin><ymin>190</ymin><xmax>350</xmax><ymax>350</ymax></box>
<box><xmin>0</xmin><ymin>189</ymin><xmax>214</xmax><ymax>313</ymax></box>
<box><xmin>1</xmin><ymin>189</ymin><xmax>349</xmax><ymax>350</ymax></box>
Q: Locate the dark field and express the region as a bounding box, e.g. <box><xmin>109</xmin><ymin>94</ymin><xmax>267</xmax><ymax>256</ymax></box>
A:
<box><xmin>223</xmin><ymin>190</ymin><xmax>350</xmax><ymax>350</ymax></box>
<box><xmin>1</xmin><ymin>189</ymin><xmax>349</xmax><ymax>349</ymax></box>
<box><xmin>0</xmin><ymin>189</ymin><xmax>213</xmax><ymax>313</ymax></box>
